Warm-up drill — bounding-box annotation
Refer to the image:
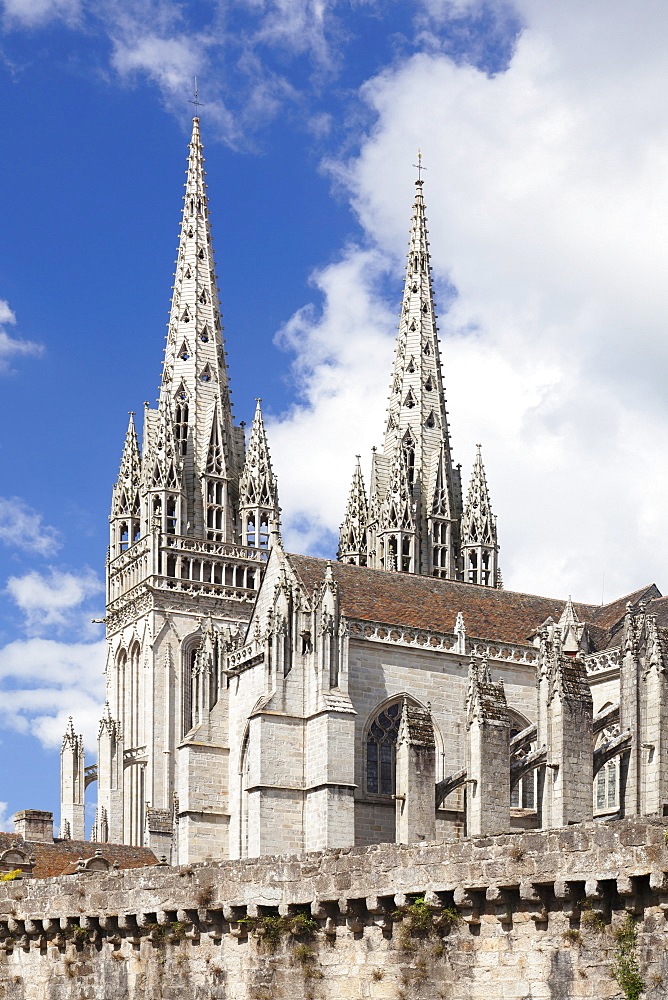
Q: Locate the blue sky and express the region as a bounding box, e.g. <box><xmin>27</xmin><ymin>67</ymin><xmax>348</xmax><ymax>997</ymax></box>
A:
<box><xmin>2</xmin><ymin>0</ymin><xmax>668</xmax><ymax>832</ymax></box>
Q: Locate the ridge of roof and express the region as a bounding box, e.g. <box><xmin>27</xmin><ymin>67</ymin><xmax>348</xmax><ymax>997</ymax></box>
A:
<box><xmin>284</xmin><ymin>554</ymin><xmax>661</xmax><ymax>650</ymax></box>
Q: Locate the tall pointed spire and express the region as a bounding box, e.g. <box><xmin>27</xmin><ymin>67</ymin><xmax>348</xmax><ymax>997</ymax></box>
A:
<box><xmin>460</xmin><ymin>445</ymin><xmax>499</xmax><ymax>587</ymax></box>
<box><xmin>338</xmin><ymin>457</ymin><xmax>369</xmax><ymax>566</ymax></box>
<box><xmin>143</xmin><ymin>116</ymin><xmax>244</xmax><ymax>541</ymax></box>
<box><xmin>109</xmin><ymin>413</ymin><xmax>142</xmax><ymax>557</ymax></box>
<box><xmin>238</xmin><ymin>399</ymin><xmax>280</xmax><ymax>549</ymax></box>
<box><xmin>346</xmin><ymin>171</ymin><xmax>463</xmax><ymax>578</ymax></box>
<box><xmin>460</xmin><ymin>444</ymin><xmax>500</xmax><ymax>587</ymax></box>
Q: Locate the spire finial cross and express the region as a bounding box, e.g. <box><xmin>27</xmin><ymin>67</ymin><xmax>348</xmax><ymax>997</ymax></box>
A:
<box><xmin>412</xmin><ymin>148</ymin><xmax>427</xmax><ymax>181</ymax></box>
<box><xmin>189</xmin><ymin>76</ymin><xmax>205</xmax><ymax>113</ymax></box>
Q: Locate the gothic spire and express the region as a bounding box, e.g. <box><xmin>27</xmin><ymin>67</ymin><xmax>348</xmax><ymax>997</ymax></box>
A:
<box><xmin>111</xmin><ymin>413</ymin><xmax>141</xmax><ymax>514</ymax></box>
<box><xmin>238</xmin><ymin>399</ymin><xmax>280</xmax><ymax>549</ymax></box>
<box><xmin>338</xmin><ymin>457</ymin><xmax>369</xmax><ymax>566</ymax></box>
<box><xmin>460</xmin><ymin>444</ymin><xmax>500</xmax><ymax>587</ymax></box>
<box><xmin>363</xmin><ymin>174</ymin><xmax>462</xmax><ymax>577</ymax></box>
<box><xmin>142</xmin><ymin>117</ymin><xmax>245</xmax><ymax>540</ymax></box>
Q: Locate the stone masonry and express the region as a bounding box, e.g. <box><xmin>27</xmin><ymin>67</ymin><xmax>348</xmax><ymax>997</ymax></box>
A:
<box><xmin>3</xmin><ymin>817</ymin><xmax>668</xmax><ymax>999</ymax></box>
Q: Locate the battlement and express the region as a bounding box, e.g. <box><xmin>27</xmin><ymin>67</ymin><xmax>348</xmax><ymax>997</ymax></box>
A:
<box><xmin>2</xmin><ymin>818</ymin><xmax>668</xmax><ymax>998</ymax></box>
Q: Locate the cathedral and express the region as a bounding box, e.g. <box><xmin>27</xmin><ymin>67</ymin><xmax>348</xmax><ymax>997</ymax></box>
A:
<box><xmin>60</xmin><ymin>117</ymin><xmax>668</xmax><ymax>863</ymax></box>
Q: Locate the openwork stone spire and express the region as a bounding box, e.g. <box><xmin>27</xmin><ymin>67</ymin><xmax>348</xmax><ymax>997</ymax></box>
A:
<box><xmin>110</xmin><ymin>413</ymin><xmax>141</xmax><ymax>552</ymax></box>
<box><xmin>460</xmin><ymin>445</ymin><xmax>500</xmax><ymax>588</ymax></box>
<box><xmin>238</xmin><ymin>399</ymin><xmax>280</xmax><ymax>549</ymax></box>
<box><xmin>341</xmin><ymin>175</ymin><xmax>464</xmax><ymax>578</ymax></box>
<box><xmin>142</xmin><ymin>116</ymin><xmax>244</xmax><ymax>540</ymax></box>
<box><xmin>338</xmin><ymin>457</ymin><xmax>369</xmax><ymax>565</ymax></box>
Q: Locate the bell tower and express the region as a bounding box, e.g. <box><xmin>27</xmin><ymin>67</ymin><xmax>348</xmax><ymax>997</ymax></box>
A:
<box><xmin>89</xmin><ymin>118</ymin><xmax>278</xmax><ymax>856</ymax></box>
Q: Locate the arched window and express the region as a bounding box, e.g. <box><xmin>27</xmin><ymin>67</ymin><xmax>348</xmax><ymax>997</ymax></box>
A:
<box><xmin>366</xmin><ymin>702</ymin><xmax>402</xmax><ymax>795</ymax></box>
<box><xmin>246</xmin><ymin>515</ymin><xmax>256</xmax><ymax>547</ymax></box>
<box><xmin>181</xmin><ymin>643</ymin><xmax>198</xmax><ymax>737</ymax></box>
<box><xmin>594</xmin><ymin>706</ymin><xmax>621</xmax><ymax>814</ymax></box>
<box><xmin>509</xmin><ymin>712</ymin><xmax>536</xmax><ymax>810</ymax></box>
<box><xmin>259</xmin><ymin>514</ymin><xmax>269</xmax><ymax>548</ymax></box>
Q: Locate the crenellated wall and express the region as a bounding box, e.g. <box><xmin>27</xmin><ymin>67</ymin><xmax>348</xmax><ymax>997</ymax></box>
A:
<box><xmin>3</xmin><ymin>817</ymin><xmax>668</xmax><ymax>999</ymax></box>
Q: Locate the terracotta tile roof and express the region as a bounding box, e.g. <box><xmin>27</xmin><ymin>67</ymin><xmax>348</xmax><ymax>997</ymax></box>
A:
<box><xmin>286</xmin><ymin>554</ymin><xmax>661</xmax><ymax>650</ymax></box>
<box><xmin>588</xmin><ymin>584</ymin><xmax>661</xmax><ymax>630</ymax></box>
<box><xmin>0</xmin><ymin>833</ymin><xmax>157</xmax><ymax>878</ymax></box>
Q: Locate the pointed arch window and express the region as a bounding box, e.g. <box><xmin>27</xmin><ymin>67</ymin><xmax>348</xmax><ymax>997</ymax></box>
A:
<box><xmin>179</xmin><ymin>342</ymin><xmax>190</xmax><ymax>361</ymax></box>
<box><xmin>423</xmin><ymin>340</ymin><xmax>431</xmax><ymax>356</ymax></box>
<box><xmin>166</xmin><ymin>495</ymin><xmax>178</xmax><ymax>535</ymax></box>
<box><xmin>365</xmin><ymin>702</ymin><xmax>405</xmax><ymax>795</ymax></box>
<box><xmin>188</xmin><ymin>228</ymin><xmax>194</xmax><ymax>238</ymax></box>
<box><xmin>175</xmin><ymin>399</ymin><xmax>189</xmax><ymax>456</ymax></box>
<box><xmin>411</xmin><ymin>283</ymin><xmax>418</xmax><ymax>293</ymax></box>
<box><xmin>402</xmin><ymin>431</ymin><xmax>415</xmax><ymax>485</ymax></box>
<box><xmin>432</xmin><ymin>520</ymin><xmax>449</xmax><ymax>578</ymax></box>
<box><xmin>199</xmin><ymin>289</ymin><xmax>208</xmax><ymax>304</ymax></box>
<box><xmin>206</xmin><ymin>481</ymin><xmax>224</xmax><ymax>541</ymax></box>
<box><xmin>181</xmin><ymin>307</ymin><xmax>190</xmax><ymax>323</ymax></box>
<box><xmin>200</xmin><ymin>364</ymin><xmax>212</xmax><ymax>382</ymax></box>
<box><xmin>425</xmin><ymin>410</ymin><xmax>435</xmax><ymax>429</ymax></box>
<box><xmin>422</xmin><ymin>302</ymin><xmax>429</xmax><ymax>314</ymax></box>
<box><xmin>407</xmin><ymin>356</ymin><xmax>415</xmax><ymax>373</ymax></box>
<box><xmin>184</xmin><ymin>266</ymin><xmax>192</xmax><ymax>279</ymax></box>
<box><xmin>200</xmin><ymin>326</ymin><xmax>209</xmax><ymax>343</ymax></box>
<box><xmin>198</xmin><ymin>247</ymin><xmax>205</xmax><ymax>259</ymax></box>
<box><xmin>404</xmin><ymin>389</ymin><xmax>416</xmax><ymax>409</ymax></box>
<box><xmin>245</xmin><ymin>515</ymin><xmax>255</xmax><ymax>547</ymax></box>
<box><xmin>424</xmin><ymin>375</ymin><xmax>433</xmax><ymax>391</ymax></box>
<box><xmin>510</xmin><ymin>715</ymin><xmax>537</xmax><ymax>809</ymax></box>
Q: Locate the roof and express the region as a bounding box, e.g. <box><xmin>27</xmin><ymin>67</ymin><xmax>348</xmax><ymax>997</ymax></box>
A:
<box><xmin>0</xmin><ymin>833</ymin><xmax>158</xmax><ymax>878</ymax></box>
<box><xmin>286</xmin><ymin>554</ymin><xmax>660</xmax><ymax>650</ymax></box>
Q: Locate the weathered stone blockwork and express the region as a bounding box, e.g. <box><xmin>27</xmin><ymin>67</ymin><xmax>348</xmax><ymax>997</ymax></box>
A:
<box><xmin>4</xmin><ymin>817</ymin><xmax>668</xmax><ymax>999</ymax></box>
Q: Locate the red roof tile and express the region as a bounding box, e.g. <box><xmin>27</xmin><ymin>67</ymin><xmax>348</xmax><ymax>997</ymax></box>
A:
<box><xmin>286</xmin><ymin>554</ymin><xmax>660</xmax><ymax>650</ymax></box>
<box><xmin>0</xmin><ymin>833</ymin><xmax>157</xmax><ymax>878</ymax></box>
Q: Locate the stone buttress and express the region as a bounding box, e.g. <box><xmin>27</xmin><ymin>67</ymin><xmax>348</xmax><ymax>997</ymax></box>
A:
<box><xmin>465</xmin><ymin>658</ymin><xmax>510</xmax><ymax>836</ymax></box>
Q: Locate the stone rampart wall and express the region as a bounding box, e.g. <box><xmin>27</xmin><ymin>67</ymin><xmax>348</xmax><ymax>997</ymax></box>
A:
<box><xmin>2</xmin><ymin>817</ymin><xmax>668</xmax><ymax>999</ymax></box>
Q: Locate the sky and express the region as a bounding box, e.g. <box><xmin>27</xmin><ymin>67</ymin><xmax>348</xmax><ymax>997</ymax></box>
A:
<box><xmin>1</xmin><ymin>0</ymin><xmax>668</xmax><ymax>830</ymax></box>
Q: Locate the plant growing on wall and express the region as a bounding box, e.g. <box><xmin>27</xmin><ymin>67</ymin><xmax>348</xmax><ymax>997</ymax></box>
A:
<box><xmin>612</xmin><ymin>916</ymin><xmax>645</xmax><ymax>1000</ymax></box>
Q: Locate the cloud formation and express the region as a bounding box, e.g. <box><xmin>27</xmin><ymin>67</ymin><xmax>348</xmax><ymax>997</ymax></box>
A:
<box><xmin>0</xmin><ymin>637</ymin><xmax>106</xmax><ymax>750</ymax></box>
<box><xmin>0</xmin><ymin>497</ymin><xmax>60</xmax><ymax>555</ymax></box>
<box><xmin>5</xmin><ymin>568</ymin><xmax>103</xmax><ymax>634</ymax></box>
<box><xmin>0</xmin><ymin>301</ymin><xmax>42</xmax><ymax>374</ymax></box>
<box><xmin>270</xmin><ymin>0</ymin><xmax>668</xmax><ymax>604</ymax></box>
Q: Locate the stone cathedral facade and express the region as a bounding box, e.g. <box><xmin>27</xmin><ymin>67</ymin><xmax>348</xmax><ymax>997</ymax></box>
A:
<box><xmin>60</xmin><ymin>118</ymin><xmax>668</xmax><ymax>864</ymax></box>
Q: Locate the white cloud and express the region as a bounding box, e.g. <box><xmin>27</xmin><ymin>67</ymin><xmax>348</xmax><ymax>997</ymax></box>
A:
<box><xmin>1</xmin><ymin>0</ymin><xmax>80</xmax><ymax>27</ymax></box>
<box><xmin>111</xmin><ymin>33</ymin><xmax>201</xmax><ymax>95</ymax></box>
<box><xmin>0</xmin><ymin>300</ymin><xmax>42</xmax><ymax>373</ymax></box>
<box><xmin>0</xmin><ymin>497</ymin><xmax>60</xmax><ymax>555</ymax></box>
<box><xmin>270</xmin><ymin>1</ymin><xmax>668</xmax><ymax>604</ymax></box>
<box><xmin>0</xmin><ymin>801</ymin><xmax>10</xmax><ymax>832</ymax></box>
<box><xmin>268</xmin><ymin>246</ymin><xmax>396</xmax><ymax>554</ymax></box>
<box><xmin>0</xmin><ymin>637</ymin><xmax>106</xmax><ymax>751</ymax></box>
<box><xmin>5</xmin><ymin>568</ymin><xmax>103</xmax><ymax>634</ymax></box>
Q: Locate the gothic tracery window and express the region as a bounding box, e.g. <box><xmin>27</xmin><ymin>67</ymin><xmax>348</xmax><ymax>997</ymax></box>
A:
<box><xmin>594</xmin><ymin>711</ymin><xmax>621</xmax><ymax>814</ymax></box>
<box><xmin>366</xmin><ymin>702</ymin><xmax>402</xmax><ymax>795</ymax></box>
